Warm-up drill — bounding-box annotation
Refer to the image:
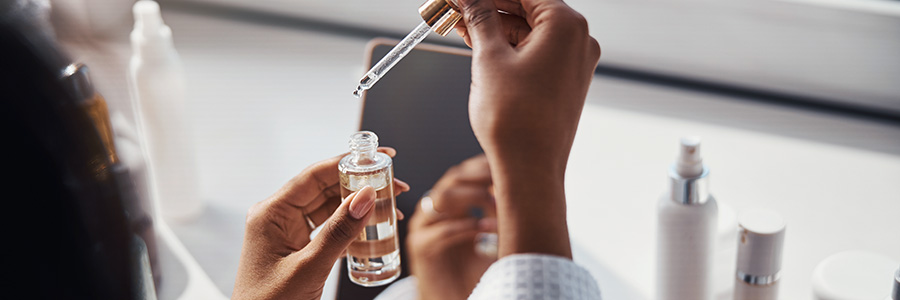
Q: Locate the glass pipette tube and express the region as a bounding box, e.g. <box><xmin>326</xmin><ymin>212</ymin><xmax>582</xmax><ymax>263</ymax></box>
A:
<box><xmin>353</xmin><ymin>21</ymin><xmax>432</xmax><ymax>97</ymax></box>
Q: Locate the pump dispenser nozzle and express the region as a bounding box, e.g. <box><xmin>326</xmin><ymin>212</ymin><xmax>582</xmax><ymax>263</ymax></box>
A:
<box><xmin>132</xmin><ymin>1</ymin><xmax>168</xmax><ymax>39</ymax></box>
<box><xmin>677</xmin><ymin>136</ymin><xmax>704</xmax><ymax>178</ymax></box>
<box><xmin>669</xmin><ymin>136</ymin><xmax>710</xmax><ymax>205</ymax></box>
<box><xmin>134</xmin><ymin>1</ymin><xmax>162</xmax><ymax>31</ymax></box>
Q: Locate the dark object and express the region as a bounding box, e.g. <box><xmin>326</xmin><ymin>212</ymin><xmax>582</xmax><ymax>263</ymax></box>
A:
<box><xmin>1</xmin><ymin>4</ymin><xmax>153</xmax><ymax>299</ymax></box>
<box><xmin>892</xmin><ymin>266</ymin><xmax>899</xmax><ymax>300</ymax></box>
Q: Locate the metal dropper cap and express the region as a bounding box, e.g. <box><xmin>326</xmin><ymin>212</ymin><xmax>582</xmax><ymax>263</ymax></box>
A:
<box><xmin>418</xmin><ymin>0</ymin><xmax>462</xmax><ymax>36</ymax></box>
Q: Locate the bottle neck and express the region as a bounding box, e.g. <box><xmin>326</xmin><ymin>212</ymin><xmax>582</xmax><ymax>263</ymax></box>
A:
<box><xmin>346</xmin><ymin>131</ymin><xmax>383</xmax><ymax>169</ymax></box>
<box><xmin>351</xmin><ymin>146</ymin><xmax>377</xmax><ymax>166</ymax></box>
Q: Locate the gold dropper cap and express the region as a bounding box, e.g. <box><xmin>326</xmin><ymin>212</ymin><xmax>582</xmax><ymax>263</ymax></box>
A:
<box><xmin>418</xmin><ymin>0</ymin><xmax>462</xmax><ymax>36</ymax></box>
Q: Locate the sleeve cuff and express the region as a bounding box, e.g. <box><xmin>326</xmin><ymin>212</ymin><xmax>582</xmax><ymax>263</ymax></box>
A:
<box><xmin>469</xmin><ymin>253</ymin><xmax>602</xmax><ymax>300</ymax></box>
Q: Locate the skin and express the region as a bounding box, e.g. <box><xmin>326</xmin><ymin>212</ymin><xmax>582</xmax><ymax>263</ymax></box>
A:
<box><xmin>449</xmin><ymin>0</ymin><xmax>602</xmax><ymax>259</ymax></box>
<box><xmin>234</xmin><ymin>0</ymin><xmax>600</xmax><ymax>296</ymax></box>
<box><xmin>407</xmin><ymin>155</ymin><xmax>498</xmax><ymax>300</ymax></box>
<box><xmin>232</xmin><ymin>147</ymin><xmax>409</xmax><ymax>300</ymax></box>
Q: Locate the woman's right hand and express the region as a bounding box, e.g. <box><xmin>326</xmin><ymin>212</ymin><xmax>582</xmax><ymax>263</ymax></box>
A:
<box><xmin>455</xmin><ymin>0</ymin><xmax>601</xmax><ymax>176</ymax></box>
<box><xmin>453</xmin><ymin>0</ymin><xmax>600</xmax><ymax>259</ymax></box>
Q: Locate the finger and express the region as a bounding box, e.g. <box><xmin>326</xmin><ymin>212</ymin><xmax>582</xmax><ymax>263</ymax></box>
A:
<box><xmin>397</xmin><ymin>209</ymin><xmax>405</xmax><ymax>221</ymax></box>
<box><xmin>378</xmin><ymin>147</ymin><xmax>397</xmax><ymax>157</ymax></box>
<box><xmin>308</xmin><ymin>179</ymin><xmax>407</xmax><ymax>228</ymax></box>
<box><xmin>273</xmin><ymin>154</ymin><xmax>343</xmax><ymax>208</ymax></box>
<box><xmin>500</xmin><ymin>12</ymin><xmax>531</xmax><ymax>46</ymax></box>
<box><xmin>455</xmin><ymin>0</ymin><xmax>511</xmax><ymax>53</ymax></box>
<box><xmin>416</xmin><ymin>219</ymin><xmax>481</xmax><ymax>251</ymax></box>
<box><xmin>455</xmin><ymin>7</ymin><xmax>529</xmax><ymax>47</ymax></box>
<box><xmin>517</xmin><ymin>0</ymin><xmax>585</xmax><ymax>40</ymax></box>
<box><xmin>306</xmin><ymin>197</ymin><xmax>341</xmax><ymax>226</ymax></box>
<box><xmin>455</xmin><ymin>25</ymin><xmax>473</xmax><ymax>48</ymax></box>
<box><xmin>456</xmin><ymin>154</ymin><xmax>491</xmax><ymax>183</ymax></box>
<box><xmin>493</xmin><ymin>0</ymin><xmax>525</xmax><ymax>17</ymax></box>
<box><xmin>273</xmin><ymin>148</ymin><xmax>395</xmax><ymax>208</ymax></box>
<box><xmin>304</xmin><ymin>169</ymin><xmax>407</xmax><ymax>219</ymax></box>
<box><xmin>393</xmin><ymin>178</ymin><xmax>411</xmax><ymax>196</ymax></box>
<box><xmin>478</xmin><ymin>217</ymin><xmax>498</xmax><ymax>232</ymax></box>
<box><xmin>517</xmin><ymin>0</ymin><xmax>563</xmax><ymax>25</ymax></box>
<box><xmin>409</xmin><ymin>195</ymin><xmax>446</xmax><ymax>229</ymax></box>
<box><xmin>297</xmin><ymin>186</ymin><xmax>377</xmax><ymax>267</ymax></box>
<box><xmin>299</xmin><ymin>183</ymin><xmax>341</xmax><ymax>215</ymax></box>
<box><xmin>431</xmin><ymin>184</ymin><xmax>494</xmax><ymax>216</ymax></box>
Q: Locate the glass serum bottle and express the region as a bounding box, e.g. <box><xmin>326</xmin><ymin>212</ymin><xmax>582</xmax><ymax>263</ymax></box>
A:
<box><xmin>338</xmin><ymin>131</ymin><xmax>401</xmax><ymax>287</ymax></box>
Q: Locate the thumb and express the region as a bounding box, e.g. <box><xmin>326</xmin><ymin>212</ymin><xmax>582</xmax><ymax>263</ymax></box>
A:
<box><xmin>455</xmin><ymin>0</ymin><xmax>508</xmax><ymax>52</ymax></box>
<box><xmin>304</xmin><ymin>186</ymin><xmax>377</xmax><ymax>263</ymax></box>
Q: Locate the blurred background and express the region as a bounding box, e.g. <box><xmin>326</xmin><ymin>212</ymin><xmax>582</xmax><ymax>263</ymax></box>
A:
<box><xmin>21</xmin><ymin>0</ymin><xmax>900</xmax><ymax>298</ymax></box>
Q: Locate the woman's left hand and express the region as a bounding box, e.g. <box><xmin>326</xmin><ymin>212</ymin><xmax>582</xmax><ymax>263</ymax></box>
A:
<box><xmin>408</xmin><ymin>154</ymin><xmax>497</xmax><ymax>300</ymax></box>
<box><xmin>233</xmin><ymin>148</ymin><xmax>409</xmax><ymax>300</ymax></box>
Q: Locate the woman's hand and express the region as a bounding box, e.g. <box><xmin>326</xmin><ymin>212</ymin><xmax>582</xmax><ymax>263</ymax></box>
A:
<box><xmin>456</xmin><ymin>0</ymin><xmax>601</xmax><ymax>176</ymax></box>
<box><xmin>233</xmin><ymin>148</ymin><xmax>409</xmax><ymax>300</ymax></box>
<box><xmin>408</xmin><ymin>155</ymin><xmax>497</xmax><ymax>300</ymax></box>
<box><xmin>453</xmin><ymin>0</ymin><xmax>600</xmax><ymax>258</ymax></box>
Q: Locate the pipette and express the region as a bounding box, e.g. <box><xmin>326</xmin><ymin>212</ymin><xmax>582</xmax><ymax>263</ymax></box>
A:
<box><xmin>353</xmin><ymin>0</ymin><xmax>462</xmax><ymax>98</ymax></box>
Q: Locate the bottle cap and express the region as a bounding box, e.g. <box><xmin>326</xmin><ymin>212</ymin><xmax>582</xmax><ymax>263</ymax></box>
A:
<box><xmin>61</xmin><ymin>63</ymin><xmax>94</xmax><ymax>101</ymax></box>
<box><xmin>811</xmin><ymin>251</ymin><xmax>899</xmax><ymax>300</ymax></box>
<box><xmin>736</xmin><ymin>209</ymin><xmax>786</xmax><ymax>285</ymax></box>
<box><xmin>418</xmin><ymin>0</ymin><xmax>462</xmax><ymax>36</ymax></box>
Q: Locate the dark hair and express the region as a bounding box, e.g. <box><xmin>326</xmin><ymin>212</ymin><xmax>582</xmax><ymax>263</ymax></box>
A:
<box><xmin>1</xmin><ymin>8</ymin><xmax>141</xmax><ymax>299</ymax></box>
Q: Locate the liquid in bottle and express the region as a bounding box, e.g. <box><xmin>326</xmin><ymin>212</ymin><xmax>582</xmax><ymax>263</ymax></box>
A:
<box><xmin>338</xmin><ymin>131</ymin><xmax>401</xmax><ymax>287</ymax></box>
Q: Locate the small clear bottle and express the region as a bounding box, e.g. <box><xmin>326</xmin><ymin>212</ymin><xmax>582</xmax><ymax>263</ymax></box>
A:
<box><xmin>338</xmin><ymin>131</ymin><xmax>401</xmax><ymax>287</ymax></box>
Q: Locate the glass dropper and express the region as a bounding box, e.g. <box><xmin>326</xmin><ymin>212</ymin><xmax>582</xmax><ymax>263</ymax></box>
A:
<box><xmin>353</xmin><ymin>21</ymin><xmax>432</xmax><ymax>98</ymax></box>
<box><xmin>353</xmin><ymin>0</ymin><xmax>463</xmax><ymax>98</ymax></box>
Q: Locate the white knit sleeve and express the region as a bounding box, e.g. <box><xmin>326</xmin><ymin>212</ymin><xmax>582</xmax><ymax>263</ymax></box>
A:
<box><xmin>468</xmin><ymin>254</ymin><xmax>602</xmax><ymax>300</ymax></box>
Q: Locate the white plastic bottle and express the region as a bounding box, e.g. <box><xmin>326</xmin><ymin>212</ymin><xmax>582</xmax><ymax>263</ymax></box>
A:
<box><xmin>128</xmin><ymin>0</ymin><xmax>202</xmax><ymax>220</ymax></box>
<box><xmin>657</xmin><ymin>137</ymin><xmax>718</xmax><ymax>300</ymax></box>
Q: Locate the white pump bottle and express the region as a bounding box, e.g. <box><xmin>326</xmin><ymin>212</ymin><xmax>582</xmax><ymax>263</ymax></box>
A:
<box><xmin>128</xmin><ymin>0</ymin><xmax>202</xmax><ymax>220</ymax></box>
<box><xmin>656</xmin><ymin>137</ymin><xmax>718</xmax><ymax>300</ymax></box>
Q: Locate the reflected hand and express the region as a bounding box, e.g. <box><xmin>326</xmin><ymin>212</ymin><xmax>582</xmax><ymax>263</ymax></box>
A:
<box><xmin>233</xmin><ymin>148</ymin><xmax>409</xmax><ymax>300</ymax></box>
<box><xmin>408</xmin><ymin>155</ymin><xmax>497</xmax><ymax>300</ymax></box>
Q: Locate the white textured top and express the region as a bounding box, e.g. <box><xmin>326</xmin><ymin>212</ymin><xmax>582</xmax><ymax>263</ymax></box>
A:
<box><xmin>376</xmin><ymin>254</ymin><xmax>601</xmax><ymax>300</ymax></box>
<box><xmin>470</xmin><ymin>254</ymin><xmax>602</xmax><ymax>300</ymax></box>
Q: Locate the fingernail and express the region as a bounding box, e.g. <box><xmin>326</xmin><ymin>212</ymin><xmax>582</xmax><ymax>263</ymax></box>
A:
<box><xmin>349</xmin><ymin>186</ymin><xmax>376</xmax><ymax>219</ymax></box>
<box><xmin>394</xmin><ymin>178</ymin><xmax>411</xmax><ymax>191</ymax></box>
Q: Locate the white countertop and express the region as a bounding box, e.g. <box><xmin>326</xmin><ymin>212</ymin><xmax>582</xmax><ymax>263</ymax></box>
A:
<box><xmin>61</xmin><ymin>8</ymin><xmax>900</xmax><ymax>300</ymax></box>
